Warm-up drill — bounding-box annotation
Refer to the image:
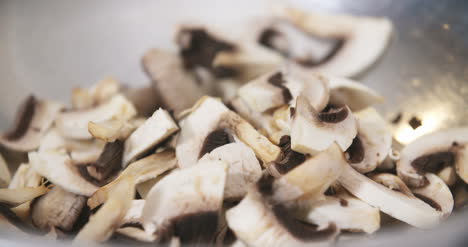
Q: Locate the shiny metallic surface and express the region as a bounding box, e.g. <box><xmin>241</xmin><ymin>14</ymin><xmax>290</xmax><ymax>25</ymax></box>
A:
<box><xmin>0</xmin><ymin>0</ymin><xmax>467</xmax><ymax>246</ymax></box>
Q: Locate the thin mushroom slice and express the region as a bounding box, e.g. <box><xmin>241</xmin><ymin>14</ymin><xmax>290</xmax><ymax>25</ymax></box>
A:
<box><xmin>338</xmin><ymin>163</ymin><xmax>442</xmax><ymax>228</ymax></box>
<box><xmin>0</xmin><ymin>186</ymin><xmax>48</xmax><ymax>207</ymax></box>
<box><xmin>8</xmin><ymin>164</ymin><xmax>42</xmax><ymax>189</ymax></box>
<box><xmin>71</xmin><ymin>77</ymin><xmax>121</xmax><ymax>110</ymax></box>
<box><xmin>369</xmin><ymin>173</ymin><xmax>414</xmax><ymax>197</ymax></box>
<box><xmin>28</xmin><ymin>151</ymin><xmax>98</xmax><ymax>196</ymax></box>
<box><xmin>291</xmin><ymin>94</ymin><xmax>357</xmax><ymax>155</ymax></box>
<box><xmin>55</xmin><ymin>94</ymin><xmax>137</xmax><ymax>140</ymax></box>
<box><xmin>75</xmin><ymin>176</ymin><xmax>135</xmax><ymax>243</ymax></box>
<box><xmin>272</xmin><ymin>143</ymin><xmax>347</xmax><ymax>202</ymax></box>
<box><xmin>85</xmin><ymin>140</ymin><xmax>124</xmax><ymax>183</ymax></box>
<box><xmin>229</xmin><ymin>96</ymin><xmax>274</xmax><ymax>135</ymax></box>
<box><xmin>121</xmin><ymin>200</ymin><xmax>145</xmax><ymax>226</ymax></box>
<box><xmin>123</xmin><ymin>108</ymin><xmax>178</xmax><ymax>166</ymax></box>
<box><xmin>411</xmin><ymin>173</ymin><xmax>454</xmax><ymax>219</ymax></box>
<box><xmin>300</xmin><ymin>194</ymin><xmax>380</xmax><ymax>234</ymax></box>
<box><xmin>0</xmin><ymin>95</ymin><xmax>63</xmax><ymax>152</ymax></box>
<box><xmin>396</xmin><ymin>127</ymin><xmax>468</xmax><ymax>187</ymax></box>
<box><xmin>31</xmin><ymin>186</ymin><xmax>86</xmax><ymax>232</ymax></box>
<box><xmin>199</xmin><ymin>143</ymin><xmax>262</xmax><ymax>200</ymax></box>
<box><xmin>226</xmin><ymin>186</ymin><xmax>338</xmax><ymax>247</ymax></box>
<box><xmin>345</xmin><ymin>107</ymin><xmax>392</xmax><ymax>173</ymax></box>
<box><xmin>0</xmin><ymin>154</ymin><xmax>11</xmax><ymax>188</ymax></box>
<box><xmin>88</xmin><ymin>118</ymin><xmax>137</xmax><ymax>142</ymax></box>
<box><xmin>176</xmin><ymin>97</ymin><xmax>281</xmax><ymax>168</ymax></box>
<box><xmin>142</xmin><ymin>158</ymin><xmax>228</xmax><ymax>245</ymax></box>
<box><xmin>142</xmin><ymin>49</ymin><xmax>209</xmax><ymax>115</ymax></box>
<box><xmin>88</xmin><ymin>149</ymin><xmax>177</xmax><ymax>209</ymax></box>
<box><xmin>277</xmin><ymin>7</ymin><xmax>393</xmax><ymax>77</ymax></box>
<box><xmin>437</xmin><ymin>166</ymin><xmax>457</xmax><ymax>187</ymax></box>
<box><xmin>328</xmin><ymin>76</ymin><xmax>384</xmax><ymax>111</ymax></box>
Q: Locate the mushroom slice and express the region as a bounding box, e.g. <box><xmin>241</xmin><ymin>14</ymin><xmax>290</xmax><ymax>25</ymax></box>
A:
<box><xmin>338</xmin><ymin>163</ymin><xmax>442</xmax><ymax>228</ymax></box>
<box><xmin>301</xmin><ymin>194</ymin><xmax>380</xmax><ymax>234</ymax></box>
<box><xmin>176</xmin><ymin>97</ymin><xmax>281</xmax><ymax>168</ymax></box>
<box><xmin>369</xmin><ymin>173</ymin><xmax>413</xmax><ymax>197</ymax></box>
<box><xmin>328</xmin><ymin>76</ymin><xmax>384</xmax><ymax>111</ymax></box>
<box><xmin>8</xmin><ymin>164</ymin><xmax>42</xmax><ymax>189</ymax></box>
<box><xmin>411</xmin><ymin>173</ymin><xmax>454</xmax><ymax>219</ymax></box>
<box><xmin>122</xmin><ymin>85</ymin><xmax>161</xmax><ymax>117</ymax></box>
<box><xmin>116</xmin><ymin>227</ymin><xmax>157</xmax><ymax>243</ymax></box>
<box><xmin>229</xmin><ymin>97</ymin><xmax>274</xmax><ymax>135</ymax></box>
<box><xmin>272</xmin><ymin>143</ymin><xmax>347</xmax><ymax>202</ymax></box>
<box><xmin>55</xmin><ymin>94</ymin><xmax>137</xmax><ymax>140</ymax></box>
<box><xmin>88</xmin><ymin>119</ymin><xmax>137</xmax><ymax>142</ymax></box>
<box><xmin>277</xmin><ymin>7</ymin><xmax>393</xmax><ymax>77</ymax></box>
<box><xmin>85</xmin><ymin>140</ymin><xmax>124</xmax><ymax>183</ymax></box>
<box><xmin>28</xmin><ymin>151</ymin><xmax>98</xmax><ymax>196</ymax></box>
<box><xmin>75</xmin><ymin>176</ymin><xmax>135</xmax><ymax>243</ymax></box>
<box><xmin>31</xmin><ymin>186</ymin><xmax>86</xmax><ymax>232</ymax></box>
<box><xmin>396</xmin><ymin>127</ymin><xmax>468</xmax><ymax>187</ymax></box>
<box><xmin>237</xmin><ymin>71</ymin><xmax>292</xmax><ymax>113</ymax></box>
<box><xmin>123</xmin><ymin>108</ymin><xmax>179</xmax><ymax>166</ymax></box>
<box><xmin>199</xmin><ymin>143</ymin><xmax>262</xmax><ymax>200</ymax></box>
<box><xmin>0</xmin><ymin>95</ymin><xmax>63</xmax><ymax>152</ymax></box>
<box><xmin>291</xmin><ymin>94</ymin><xmax>357</xmax><ymax>155</ymax></box>
<box><xmin>121</xmin><ymin>200</ymin><xmax>145</xmax><ymax>226</ymax></box>
<box><xmin>437</xmin><ymin>166</ymin><xmax>457</xmax><ymax>187</ymax></box>
<box><xmin>226</xmin><ymin>187</ymin><xmax>337</xmax><ymax>247</ymax></box>
<box><xmin>72</xmin><ymin>77</ymin><xmax>121</xmax><ymax>110</ymax></box>
<box><xmin>142</xmin><ymin>158</ymin><xmax>227</xmax><ymax>245</ymax></box>
<box><xmin>0</xmin><ymin>154</ymin><xmax>11</xmax><ymax>188</ymax></box>
<box><xmin>267</xmin><ymin>135</ymin><xmax>306</xmax><ymax>176</ymax></box>
<box><xmin>88</xmin><ymin>149</ymin><xmax>176</xmax><ymax>209</ymax></box>
<box><xmin>0</xmin><ymin>203</ymin><xmax>36</xmax><ymax>235</ymax></box>
<box><xmin>143</xmin><ymin>49</ymin><xmax>208</xmax><ymax>115</ymax></box>
<box><xmin>345</xmin><ymin>107</ymin><xmax>392</xmax><ymax>173</ymax></box>
<box><xmin>0</xmin><ymin>186</ymin><xmax>48</xmax><ymax>207</ymax></box>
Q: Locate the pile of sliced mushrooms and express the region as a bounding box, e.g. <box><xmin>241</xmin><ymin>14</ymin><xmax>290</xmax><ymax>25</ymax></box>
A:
<box><xmin>1</xmin><ymin>6</ymin><xmax>467</xmax><ymax>247</ymax></box>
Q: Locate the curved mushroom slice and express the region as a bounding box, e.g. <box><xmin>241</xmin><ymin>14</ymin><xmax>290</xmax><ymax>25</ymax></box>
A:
<box><xmin>273</xmin><ymin>144</ymin><xmax>347</xmax><ymax>202</ymax></box>
<box><xmin>55</xmin><ymin>94</ymin><xmax>137</xmax><ymax>140</ymax></box>
<box><xmin>396</xmin><ymin>128</ymin><xmax>468</xmax><ymax>187</ymax></box>
<box><xmin>176</xmin><ymin>97</ymin><xmax>280</xmax><ymax>168</ymax></box>
<box><xmin>277</xmin><ymin>7</ymin><xmax>393</xmax><ymax>77</ymax></box>
<box><xmin>0</xmin><ymin>186</ymin><xmax>48</xmax><ymax>207</ymax></box>
<box><xmin>31</xmin><ymin>186</ymin><xmax>86</xmax><ymax>232</ymax></box>
<box><xmin>327</xmin><ymin>76</ymin><xmax>384</xmax><ymax>111</ymax></box>
<box><xmin>369</xmin><ymin>173</ymin><xmax>413</xmax><ymax>197</ymax></box>
<box><xmin>72</xmin><ymin>77</ymin><xmax>121</xmax><ymax>110</ymax></box>
<box><xmin>199</xmin><ymin>143</ymin><xmax>262</xmax><ymax>200</ymax></box>
<box><xmin>28</xmin><ymin>151</ymin><xmax>98</xmax><ymax>196</ymax></box>
<box><xmin>301</xmin><ymin>195</ymin><xmax>380</xmax><ymax>234</ymax></box>
<box><xmin>88</xmin><ymin>119</ymin><xmax>137</xmax><ymax>143</ymax></box>
<box><xmin>437</xmin><ymin>166</ymin><xmax>457</xmax><ymax>187</ymax></box>
<box><xmin>411</xmin><ymin>173</ymin><xmax>453</xmax><ymax>219</ymax></box>
<box><xmin>88</xmin><ymin>150</ymin><xmax>176</xmax><ymax>209</ymax></box>
<box><xmin>338</xmin><ymin>163</ymin><xmax>442</xmax><ymax>228</ymax></box>
<box><xmin>115</xmin><ymin>227</ymin><xmax>157</xmax><ymax>243</ymax></box>
<box><xmin>123</xmin><ymin>108</ymin><xmax>178</xmax><ymax>166</ymax></box>
<box><xmin>229</xmin><ymin>97</ymin><xmax>274</xmax><ymax>135</ymax></box>
<box><xmin>0</xmin><ymin>154</ymin><xmax>11</xmax><ymax>188</ymax></box>
<box><xmin>121</xmin><ymin>200</ymin><xmax>145</xmax><ymax>226</ymax></box>
<box><xmin>0</xmin><ymin>95</ymin><xmax>63</xmax><ymax>152</ymax></box>
<box><xmin>75</xmin><ymin>176</ymin><xmax>135</xmax><ymax>243</ymax></box>
<box><xmin>345</xmin><ymin>107</ymin><xmax>392</xmax><ymax>173</ymax></box>
<box><xmin>291</xmin><ymin>94</ymin><xmax>357</xmax><ymax>155</ymax></box>
<box><xmin>143</xmin><ymin>49</ymin><xmax>209</xmax><ymax>115</ymax></box>
<box><xmin>142</xmin><ymin>158</ymin><xmax>227</xmax><ymax>245</ymax></box>
<box><xmin>226</xmin><ymin>187</ymin><xmax>337</xmax><ymax>247</ymax></box>
<box><xmin>85</xmin><ymin>140</ymin><xmax>124</xmax><ymax>183</ymax></box>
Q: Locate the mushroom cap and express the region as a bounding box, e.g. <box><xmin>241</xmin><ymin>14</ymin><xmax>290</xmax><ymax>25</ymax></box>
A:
<box><xmin>396</xmin><ymin>127</ymin><xmax>468</xmax><ymax>187</ymax></box>
<box><xmin>338</xmin><ymin>163</ymin><xmax>442</xmax><ymax>228</ymax></box>
<box><xmin>0</xmin><ymin>96</ymin><xmax>63</xmax><ymax>152</ymax></box>
<box><xmin>328</xmin><ymin>76</ymin><xmax>384</xmax><ymax>111</ymax></box>
<box><xmin>346</xmin><ymin>107</ymin><xmax>392</xmax><ymax>173</ymax></box>
<box><xmin>411</xmin><ymin>173</ymin><xmax>454</xmax><ymax>219</ymax></box>
<box><xmin>199</xmin><ymin>143</ymin><xmax>262</xmax><ymax>200</ymax></box>
<box><xmin>291</xmin><ymin>95</ymin><xmax>358</xmax><ymax>155</ymax></box>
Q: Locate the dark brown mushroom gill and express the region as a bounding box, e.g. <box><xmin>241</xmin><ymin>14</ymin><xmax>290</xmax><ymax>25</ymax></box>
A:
<box><xmin>345</xmin><ymin>136</ymin><xmax>365</xmax><ymax>164</ymax></box>
<box><xmin>2</xmin><ymin>95</ymin><xmax>37</xmax><ymax>141</ymax></box>
<box><xmin>411</xmin><ymin>151</ymin><xmax>455</xmax><ymax>176</ymax></box>
<box><xmin>318</xmin><ymin>104</ymin><xmax>349</xmax><ymax>123</ymax></box>
<box><xmin>267</xmin><ymin>72</ymin><xmax>293</xmax><ymax>104</ymax></box>
<box><xmin>198</xmin><ymin>129</ymin><xmax>234</xmax><ymax>159</ymax></box>
<box><xmin>272</xmin><ymin>135</ymin><xmax>306</xmax><ymax>175</ymax></box>
<box><xmin>177</xmin><ymin>28</ymin><xmax>237</xmax><ymax>78</ymax></box>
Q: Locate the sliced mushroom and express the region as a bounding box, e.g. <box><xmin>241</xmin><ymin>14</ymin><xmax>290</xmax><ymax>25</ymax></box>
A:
<box><xmin>55</xmin><ymin>94</ymin><xmax>137</xmax><ymax>140</ymax></box>
<box><xmin>0</xmin><ymin>95</ymin><xmax>63</xmax><ymax>152</ymax></box>
<box><xmin>229</xmin><ymin>96</ymin><xmax>274</xmax><ymax>135</ymax></box>
<box><xmin>328</xmin><ymin>76</ymin><xmax>384</xmax><ymax>111</ymax></box>
<box><xmin>123</xmin><ymin>108</ymin><xmax>179</xmax><ymax>166</ymax></box>
<box><xmin>276</xmin><ymin>7</ymin><xmax>393</xmax><ymax>77</ymax></box>
<box><xmin>115</xmin><ymin>227</ymin><xmax>157</xmax><ymax>243</ymax></box>
<box><xmin>176</xmin><ymin>97</ymin><xmax>280</xmax><ymax>168</ymax></box>
<box><xmin>369</xmin><ymin>173</ymin><xmax>414</xmax><ymax>197</ymax></box>
<box><xmin>143</xmin><ymin>49</ymin><xmax>211</xmax><ymax>115</ymax></box>
<box><xmin>0</xmin><ymin>203</ymin><xmax>36</xmax><ymax>235</ymax></box>
<box><xmin>267</xmin><ymin>135</ymin><xmax>306</xmax><ymax>176</ymax></box>
<box><xmin>199</xmin><ymin>142</ymin><xmax>262</xmax><ymax>200</ymax></box>
<box><xmin>396</xmin><ymin>127</ymin><xmax>468</xmax><ymax>187</ymax></box>
<box><xmin>28</xmin><ymin>151</ymin><xmax>98</xmax><ymax>196</ymax></box>
<box><xmin>0</xmin><ymin>186</ymin><xmax>48</xmax><ymax>207</ymax></box>
<box><xmin>121</xmin><ymin>200</ymin><xmax>145</xmax><ymax>226</ymax></box>
<box><xmin>226</xmin><ymin>185</ymin><xmax>337</xmax><ymax>247</ymax></box>
<box><xmin>291</xmin><ymin>94</ymin><xmax>357</xmax><ymax>155</ymax></box>
<box><xmin>411</xmin><ymin>173</ymin><xmax>453</xmax><ymax>219</ymax></box>
<box><xmin>0</xmin><ymin>154</ymin><xmax>11</xmax><ymax>188</ymax></box>
<box><xmin>71</xmin><ymin>77</ymin><xmax>121</xmax><ymax>110</ymax></box>
<box><xmin>88</xmin><ymin>119</ymin><xmax>137</xmax><ymax>143</ymax></box>
<box><xmin>8</xmin><ymin>163</ymin><xmax>42</xmax><ymax>190</ymax></box>
<box><xmin>31</xmin><ymin>186</ymin><xmax>86</xmax><ymax>232</ymax></box>
<box><xmin>300</xmin><ymin>194</ymin><xmax>380</xmax><ymax>234</ymax></box>
<box><xmin>88</xmin><ymin>149</ymin><xmax>176</xmax><ymax>209</ymax></box>
<box><xmin>338</xmin><ymin>163</ymin><xmax>442</xmax><ymax>228</ymax></box>
<box><xmin>437</xmin><ymin>166</ymin><xmax>457</xmax><ymax>187</ymax></box>
<box><xmin>345</xmin><ymin>107</ymin><xmax>392</xmax><ymax>173</ymax></box>
<box><xmin>142</xmin><ymin>158</ymin><xmax>227</xmax><ymax>245</ymax></box>
<box><xmin>272</xmin><ymin>143</ymin><xmax>347</xmax><ymax>202</ymax></box>
<box><xmin>85</xmin><ymin>140</ymin><xmax>124</xmax><ymax>183</ymax></box>
<box><xmin>75</xmin><ymin>176</ymin><xmax>135</xmax><ymax>243</ymax></box>
<box><xmin>122</xmin><ymin>85</ymin><xmax>161</xmax><ymax>117</ymax></box>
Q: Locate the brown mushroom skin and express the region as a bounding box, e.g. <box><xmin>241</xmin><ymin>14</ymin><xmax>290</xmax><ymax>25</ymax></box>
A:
<box><xmin>3</xmin><ymin>95</ymin><xmax>37</xmax><ymax>141</ymax></box>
